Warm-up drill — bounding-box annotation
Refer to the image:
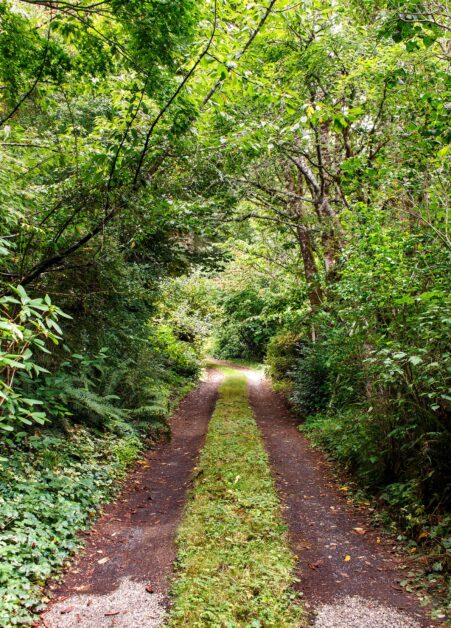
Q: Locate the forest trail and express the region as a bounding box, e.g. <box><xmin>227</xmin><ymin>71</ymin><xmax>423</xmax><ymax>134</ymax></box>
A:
<box><xmin>41</xmin><ymin>364</ymin><xmax>431</xmax><ymax>627</ymax></box>
<box><xmin>245</xmin><ymin>367</ymin><xmax>431</xmax><ymax>627</ymax></box>
<box><xmin>41</xmin><ymin>368</ymin><xmax>222</xmax><ymax>627</ymax></box>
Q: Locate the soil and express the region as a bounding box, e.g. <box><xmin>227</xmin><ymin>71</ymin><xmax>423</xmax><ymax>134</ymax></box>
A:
<box><xmin>40</xmin><ymin>367</ymin><xmax>222</xmax><ymax>627</ymax></box>
<box><xmin>246</xmin><ymin>370</ymin><xmax>435</xmax><ymax>627</ymax></box>
<box><xmin>38</xmin><ymin>363</ymin><xmax>439</xmax><ymax>627</ymax></box>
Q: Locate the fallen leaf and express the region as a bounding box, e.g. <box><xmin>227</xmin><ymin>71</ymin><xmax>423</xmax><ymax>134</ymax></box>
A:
<box><xmin>339</xmin><ymin>486</ymin><xmax>349</xmax><ymax>491</ymax></box>
<box><xmin>353</xmin><ymin>527</ymin><xmax>367</xmax><ymax>535</ymax></box>
<box><xmin>97</xmin><ymin>557</ymin><xmax>110</xmax><ymax>565</ymax></box>
<box><xmin>60</xmin><ymin>606</ymin><xmax>74</xmax><ymax>615</ymax></box>
<box><xmin>145</xmin><ymin>584</ymin><xmax>154</xmax><ymax>593</ymax></box>
<box><xmin>344</xmin><ymin>555</ymin><xmax>351</xmax><ymax>562</ymax></box>
<box><xmin>308</xmin><ymin>560</ymin><xmax>323</xmax><ymax>570</ymax></box>
<box><xmin>417</xmin><ymin>531</ymin><xmax>429</xmax><ymax>540</ymax></box>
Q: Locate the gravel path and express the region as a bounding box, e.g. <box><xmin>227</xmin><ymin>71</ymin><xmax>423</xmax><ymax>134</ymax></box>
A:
<box><xmin>43</xmin><ymin>578</ymin><xmax>165</xmax><ymax>627</ymax></box>
<box><xmin>313</xmin><ymin>595</ymin><xmax>421</xmax><ymax>628</ymax></box>
<box><xmin>245</xmin><ymin>368</ymin><xmax>432</xmax><ymax>628</ymax></box>
<box><xmin>39</xmin><ymin>364</ymin><xmax>436</xmax><ymax>627</ymax></box>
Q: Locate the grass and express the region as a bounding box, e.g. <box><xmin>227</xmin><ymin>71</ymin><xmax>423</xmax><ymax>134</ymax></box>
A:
<box><xmin>168</xmin><ymin>366</ymin><xmax>303</xmax><ymax>627</ymax></box>
<box><xmin>204</xmin><ymin>358</ymin><xmax>265</xmax><ymax>372</ymax></box>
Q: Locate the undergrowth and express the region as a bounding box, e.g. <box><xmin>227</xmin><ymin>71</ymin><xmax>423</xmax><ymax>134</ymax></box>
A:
<box><xmin>0</xmin><ymin>381</ymin><xmax>194</xmax><ymax>627</ymax></box>
<box><xmin>301</xmin><ymin>414</ymin><xmax>451</xmax><ymax>621</ymax></box>
<box><xmin>168</xmin><ymin>367</ymin><xmax>302</xmax><ymax>627</ymax></box>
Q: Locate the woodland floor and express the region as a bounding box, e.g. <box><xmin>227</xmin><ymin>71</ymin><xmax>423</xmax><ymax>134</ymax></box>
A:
<box><xmin>39</xmin><ymin>364</ymin><xmax>435</xmax><ymax>627</ymax></box>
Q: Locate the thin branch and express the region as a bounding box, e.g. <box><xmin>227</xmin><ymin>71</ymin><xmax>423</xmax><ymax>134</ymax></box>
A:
<box><xmin>202</xmin><ymin>0</ymin><xmax>278</xmax><ymax>106</ymax></box>
<box><xmin>0</xmin><ymin>142</ymin><xmax>60</xmax><ymax>152</ymax></box>
<box><xmin>274</xmin><ymin>1</ymin><xmax>302</xmax><ymax>12</ymax></box>
<box><xmin>285</xmin><ymin>154</ymin><xmax>320</xmax><ymax>196</ymax></box>
<box><xmin>235</xmin><ymin>176</ymin><xmax>315</xmax><ymax>203</ymax></box>
<box><xmin>223</xmin><ymin>211</ymin><xmax>300</xmax><ymax>228</ymax></box>
<box><xmin>133</xmin><ymin>0</ymin><xmax>218</xmax><ymax>185</ymax></box>
<box><xmin>18</xmin><ymin>0</ymin><xmax>112</xmax><ymax>15</ymax></box>
<box><xmin>14</xmin><ymin>0</ymin><xmax>280</xmax><ymax>289</ymax></box>
<box><xmin>400</xmin><ymin>208</ymin><xmax>451</xmax><ymax>250</ymax></box>
<box><xmin>399</xmin><ymin>13</ymin><xmax>451</xmax><ymax>33</ymax></box>
<box><xmin>0</xmin><ymin>26</ymin><xmax>51</xmax><ymax>127</ymax></box>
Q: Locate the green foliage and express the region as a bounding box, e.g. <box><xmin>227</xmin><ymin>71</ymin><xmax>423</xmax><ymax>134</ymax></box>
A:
<box><xmin>265</xmin><ymin>331</ymin><xmax>302</xmax><ymax>393</ymax></box>
<box><xmin>0</xmin><ymin>426</ymin><xmax>144</xmax><ymax>626</ymax></box>
<box><xmin>214</xmin><ymin>288</ymin><xmax>270</xmax><ymax>360</ymax></box>
<box><xmin>302</xmin><ymin>410</ymin><xmax>383</xmax><ymax>481</ymax></box>
<box><xmin>149</xmin><ymin>324</ymin><xmax>200</xmax><ymax>379</ymax></box>
<box><xmin>0</xmin><ymin>0</ymin><xmax>450</xmax><ymax>619</ymax></box>
<box><xmin>0</xmin><ymin>286</ymin><xmax>70</xmax><ymax>433</ymax></box>
<box><xmin>284</xmin><ymin>219</ymin><xmax>451</xmax><ymax>508</ymax></box>
<box><xmin>197</xmin><ymin>5</ymin><xmax>450</xmax><ymax>610</ymax></box>
<box><xmin>290</xmin><ymin>344</ymin><xmax>331</xmax><ymax>418</ymax></box>
<box><xmin>214</xmin><ymin>282</ymin><xmax>304</xmax><ymax>361</ymax></box>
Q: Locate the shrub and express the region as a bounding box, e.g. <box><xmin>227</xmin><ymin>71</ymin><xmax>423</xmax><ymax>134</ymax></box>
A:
<box><xmin>265</xmin><ymin>331</ymin><xmax>302</xmax><ymax>393</ymax></box>
<box><xmin>0</xmin><ymin>426</ymin><xmax>145</xmax><ymax>626</ymax></box>
<box><xmin>149</xmin><ymin>324</ymin><xmax>200</xmax><ymax>379</ymax></box>
<box><xmin>290</xmin><ymin>344</ymin><xmax>330</xmax><ymax>417</ymax></box>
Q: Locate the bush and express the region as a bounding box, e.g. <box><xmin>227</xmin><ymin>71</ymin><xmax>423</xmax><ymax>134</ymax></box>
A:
<box><xmin>214</xmin><ymin>287</ymin><xmax>283</xmax><ymax>361</ymax></box>
<box><xmin>214</xmin><ymin>322</ymin><xmax>257</xmax><ymax>361</ymax></box>
<box><xmin>302</xmin><ymin>409</ymin><xmax>387</xmax><ymax>483</ymax></box>
<box><xmin>265</xmin><ymin>331</ymin><xmax>302</xmax><ymax>393</ymax></box>
<box><xmin>149</xmin><ymin>324</ymin><xmax>201</xmax><ymax>379</ymax></box>
<box><xmin>290</xmin><ymin>343</ymin><xmax>330</xmax><ymax>417</ymax></box>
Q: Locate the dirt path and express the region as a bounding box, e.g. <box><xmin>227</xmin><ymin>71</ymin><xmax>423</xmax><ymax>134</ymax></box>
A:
<box><xmin>39</xmin><ymin>363</ymin><xmax>435</xmax><ymax>627</ymax></box>
<box><xmin>41</xmin><ymin>368</ymin><xmax>222</xmax><ymax>628</ymax></box>
<box><xmin>246</xmin><ymin>369</ymin><xmax>433</xmax><ymax>628</ymax></box>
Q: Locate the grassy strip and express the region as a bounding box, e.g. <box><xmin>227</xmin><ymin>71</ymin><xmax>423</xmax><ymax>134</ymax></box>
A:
<box><xmin>168</xmin><ymin>367</ymin><xmax>302</xmax><ymax>627</ymax></box>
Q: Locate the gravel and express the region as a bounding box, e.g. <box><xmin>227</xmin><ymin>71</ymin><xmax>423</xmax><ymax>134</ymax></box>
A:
<box><xmin>43</xmin><ymin>577</ymin><xmax>166</xmax><ymax>627</ymax></box>
<box><xmin>313</xmin><ymin>595</ymin><xmax>422</xmax><ymax>628</ymax></box>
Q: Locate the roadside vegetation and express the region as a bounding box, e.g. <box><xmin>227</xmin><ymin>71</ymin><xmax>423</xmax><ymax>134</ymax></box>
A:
<box><xmin>0</xmin><ymin>0</ymin><xmax>449</xmax><ymax>622</ymax></box>
<box><xmin>2</xmin><ymin>425</ymin><xmax>144</xmax><ymax>625</ymax></box>
<box><xmin>169</xmin><ymin>366</ymin><xmax>302</xmax><ymax>627</ymax></box>
<box><xmin>1</xmin><ymin>343</ymin><xmax>199</xmax><ymax>627</ymax></box>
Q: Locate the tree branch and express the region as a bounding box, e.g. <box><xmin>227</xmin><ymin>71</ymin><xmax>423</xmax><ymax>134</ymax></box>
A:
<box><xmin>133</xmin><ymin>0</ymin><xmax>218</xmax><ymax>185</ymax></box>
<box><xmin>202</xmin><ymin>0</ymin><xmax>278</xmax><ymax>106</ymax></box>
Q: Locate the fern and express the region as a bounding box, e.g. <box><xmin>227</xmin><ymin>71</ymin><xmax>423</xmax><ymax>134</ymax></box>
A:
<box><xmin>128</xmin><ymin>404</ymin><xmax>167</xmax><ymax>420</ymax></box>
<box><xmin>59</xmin><ymin>385</ymin><xmax>126</xmax><ymax>426</ymax></box>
